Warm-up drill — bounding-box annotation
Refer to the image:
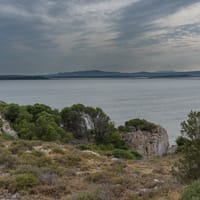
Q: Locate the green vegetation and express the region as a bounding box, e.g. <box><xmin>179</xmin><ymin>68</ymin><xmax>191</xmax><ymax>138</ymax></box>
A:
<box><xmin>0</xmin><ymin>132</ymin><xmax>182</xmax><ymax>199</ymax></box>
<box><xmin>112</xmin><ymin>149</ymin><xmax>142</xmax><ymax>160</ymax></box>
<box><xmin>61</xmin><ymin>104</ymin><xmax>115</xmax><ymax>143</ymax></box>
<box><xmin>180</xmin><ymin>180</ymin><xmax>200</xmax><ymax>200</ymax></box>
<box><xmin>119</xmin><ymin>118</ymin><xmax>156</xmax><ymax>132</ymax></box>
<box><xmin>0</xmin><ymin>103</ymin><xmax>118</xmax><ymax>145</ymax></box>
<box><xmin>0</xmin><ymin>133</ymin><xmax>15</xmax><ymax>140</ymax></box>
<box><xmin>0</xmin><ymin>101</ymin><xmax>187</xmax><ymax>199</ymax></box>
<box><xmin>102</xmin><ymin>130</ymin><xmax>127</xmax><ymax>149</ymax></box>
<box><xmin>76</xmin><ymin>190</ymin><xmax>104</xmax><ymax>200</ymax></box>
<box><xmin>174</xmin><ymin>111</ymin><xmax>200</xmax><ymax>182</ymax></box>
<box><xmin>0</xmin><ymin>118</ymin><xmax>3</xmax><ymax>128</ymax></box>
<box><xmin>0</xmin><ymin>103</ymin><xmax>156</xmax><ymax>160</ymax></box>
<box><xmin>175</xmin><ymin>136</ymin><xmax>190</xmax><ymax>152</ymax></box>
<box><xmin>0</xmin><ymin>103</ymin><xmax>71</xmax><ymax>142</ymax></box>
<box><xmin>11</xmin><ymin>173</ymin><xmax>39</xmax><ymax>191</ymax></box>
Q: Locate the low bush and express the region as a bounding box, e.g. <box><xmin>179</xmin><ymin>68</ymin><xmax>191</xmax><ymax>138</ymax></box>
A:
<box><xmin>112</xmin><ymin>149</ymin><xmax>142</xmax><ymax>160</ymax></box>
<box><xmin>0</xmin><ymin>133</ymin><xmax>15</xmax><ymax>140</ymax></box>
<box><xmin>176</xmin><ymin>136</ymin><xmax>190</xmax><ymax>152</ymax></box>
<box><xmin>76</xmin><ymin>190</ymin><xmax>104</xmax><ymax>200</ymax></box>
<box><xmin>54</xmin><ymin>153</ymin><xmax>81</xmax><ymax>167</ymax></box>
<box><xmin>9</xmin><ymin>140</ymin><xmax>34</xmax><ymax>154</ymax></box>
<box><xmin>11</xmin><ymin>165</ymin><xmax>60</xmax><ymax>185</ymax></box>
<box><xmin>180</xmin><ymin>180</ymin><xmax>200</xmax><ymax>200</ymax></box>
<box><xmin>120</xmin><ymin>118</ymin><xmax>156</xmax><ymax>132</ymax></box>
<box><xmin>12</xmin><ymin>173</ymin><xmax>39</xmax><ymax>191</ymax></box>
<box><xmin>0</xmin><ymin>173</ymin><xmax>39</xmax><ymax>192</ymax></box>
<box><xmin>78</xmin><ymin>144</ymin><xmax>99</xmax><ymax>151</ymax></box>
<box><xmin>0</xmin><ymin>150</ymin><xmax>17</xmax><ymax>170</ymax></box>
<box><xmin>86</xmin><ymin>171</ymin><xmax>111</xmax><ymax>184</ymax></box>
<box><xmin>78</xmin><ymin>143</ymin><xmax>114</xmax><ymax>152</ymax></box>
<box><xmin>18</xmin><ymin>152</ymin><xmax>52</xmax><ymax>167</ymax></box>
<box><xmin>102</xmin><ymin>131</ymin><xmax>127</xmax><ymax>149</ymax></box>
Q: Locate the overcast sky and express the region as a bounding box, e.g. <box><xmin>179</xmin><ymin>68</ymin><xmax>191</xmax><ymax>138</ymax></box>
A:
<box><xmin>1</xmin><ymin>0</ymin><xmax>200</xmax><ymax>74</ymax></box>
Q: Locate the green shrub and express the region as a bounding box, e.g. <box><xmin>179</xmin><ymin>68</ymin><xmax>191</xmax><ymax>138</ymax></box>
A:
<box><xmin>54</xmin><ymin>153</ymin><xmax>81</xmax><ymax>167</ymax></box>
<box><xmin>79</xmin><ymin>143</ymin><xmax>115</xmax><ymax>151</ymax></box>
<box><xmin>78</xmin><ymin>144</ymin><xmax>99</xmax><ymax>151</ymax></box>
<box><xmin>52</xmin><ymin>146</ymin><xmax>65</xmax><ymax>154</ymax></box>
<box><xmin>0</xmin><ymin>119</ymin><xmax>3</xmax><ymax>128</ymax></box>
<box><xmin>86</xmin><ymin>171</ymin><xmax>111</xmax><ymax>184</ymax></box>
<box><xmin>122</xmin><ymin>118</ymin><xmax>156</xmax><ymax>132</ymax></box>
<box><xmin>9</xmin><ymin>140</ymin><xmax>34</xmax><ymax>154</ymax></box>
<box><xmin>0</xmin><ymin>150</ymin><xmax>17</xmax><ymax>170</ymax></box>
<box><xmin>181</xmin><ymin>180</ymin><xmax>200</xmax><ymax>200</ymax></box>
<box><xmin>102</xmin><ymin>131</ymin><xmax>127</xmax><ymax>149</ymax></box>
<box><xmin>112</xmin><ymin>149</ymin><xmax>141</xmax><ymax>160</ymax></box>
<box><xmin>0</xmin><ymin>176</ymin><xmax>10</xmax><ymax>189</ymax></box>
<box><xmin>0</xmin><ymin>133</ymin><xmax>15</xmax><ymax>140</ymax></box>
<box><xmin>76</xmin><ymin>190</ymin><xmax>104</xmax><ymax>200</ymax></box>
<box><xmin>2</xmin><ymin>103</ymin><xmax>71</xmax><ymax>143</ymax></box>
<box><xmin>4</xmin><ymin>104</ymin><xmax>21</xmax><ymax>123</ymax></box>
<box><xmin>130</xmin><ymin>150</ymin><xmax>143</xmax><ymax>159</ymax></box>
<box><xmin>13</xmin><ymin>173</ymin><xmax>39</xmax><ymax>190</ymax></box>
<box><xmin>0</xmin><ymin>173</ymin><xmax>39</xmax><ymax>192</ymax></box>
<box><xmin>11</xmin><ymin>173</ymin><xmax>39</xmax><ymax>191</ymax></box>
<box><xmin>176</xmin><ymin>136</ymin><xmax>190</xmax><ymax>152</ymax></box>
<box><xmin>61</xmin><ymin>104</ymin><xmax>114</xmax><ymax>142</ymax></box>
<box><xmin>174</xmin><ymin>111</ymin><xmax>200</xmax><ymax>182</ymax></box>
<box><xmin>18</xmin><ymin>152</ymin><xmax>52</xmax><ymax>167</ymax></box>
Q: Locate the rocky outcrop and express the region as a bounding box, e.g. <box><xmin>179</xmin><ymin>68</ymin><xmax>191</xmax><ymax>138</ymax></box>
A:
<box><xmin>0</xmin><ymin>114</ymin><xmax>17</xmax><ymax>137</ymax></box>
<box><xmin>61</xmin><ymin>104</ymin><xmax>112</xmax><ymax>140</ymax></box>
<box><xmin>122</xmin><ymin>126</ymin><xmax>169</xmax><ymax>157</ymax></box>
<box><xmin>81</xmin><ymin>113</ymin><xmax>95</xmax><ymax>131</ymax></box>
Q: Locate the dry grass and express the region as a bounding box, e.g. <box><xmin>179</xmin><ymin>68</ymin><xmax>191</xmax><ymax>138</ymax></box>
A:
<box><xmin>0</xmin><ymin>138</ymin><xmax>183</xmax><ymax>200</ymax></box>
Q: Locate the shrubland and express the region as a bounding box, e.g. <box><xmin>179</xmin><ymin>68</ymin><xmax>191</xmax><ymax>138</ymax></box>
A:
<box><xmin>2</xmin><ymin>101</ymin><xmax>200</xmax><ymax>199</ymax></box>
<box><xmin>0</xmin><ymin>137</ymin><xmax>181</xmax><ymax>200</ymax></box>
<box><xmin>0</xmin><ymin>102</ymin><xmax>140</xmax><ymax>159</ymax></box>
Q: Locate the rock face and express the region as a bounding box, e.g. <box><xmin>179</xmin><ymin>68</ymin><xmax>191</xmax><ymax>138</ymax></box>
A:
<box><xmin>122</xmin><ymin>126</ymin><xmax>169</xmax><ymax>157</ymax></box>
<box><xmin>61</xmin><ymin>104</ymin><xmax>112</xmax><ymax>140</ymax></box>
<box><xmin>0</xmin><ymin>114</ymin><xmax>17</xmax><ymax>137</ymax></box>
<box><xmin>81</xmin><ymin>113</ymin><xmax>95</xmax><ymax>131</ymax></box>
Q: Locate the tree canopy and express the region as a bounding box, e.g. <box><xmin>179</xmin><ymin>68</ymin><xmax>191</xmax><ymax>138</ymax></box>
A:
<box><xmin>175</xmin><ymin>111</ymin><xmax>200</xmax><ymax>182</ymax></box>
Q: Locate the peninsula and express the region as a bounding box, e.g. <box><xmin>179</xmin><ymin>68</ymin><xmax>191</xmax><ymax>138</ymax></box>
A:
<box><xmin>1</xmin><ymin>70</ymin><xmax>200</xmax><ymax>80</ymax></box>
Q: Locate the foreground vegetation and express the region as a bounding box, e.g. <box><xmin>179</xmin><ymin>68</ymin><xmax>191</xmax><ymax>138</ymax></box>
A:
<box><xmin>0</xmin><ymin>137</ymin><xmax>182</xmax><ymax>200</ymax></box>
<box><xmin>1</xmin><ymin>102</ymin><xmax>200</xmax><ymax>199</ymax></box>
<box><xmin>0</xmin><ymin>102</ymin><xmax>142</xmax><ymax>159</ymax></box>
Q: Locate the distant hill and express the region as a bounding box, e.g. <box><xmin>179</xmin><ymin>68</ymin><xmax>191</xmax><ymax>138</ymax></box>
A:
<box><xmin>0</xmin><ymin>75</ymin><xmax>48</xmax><ymax>80</ymax></box>
<box><xmin>47</xmin><ymin>70</ymin><xmax>132</xmax><ymax>78</ymax></box>
<box><xmin>47</xmin><ymin>70</ymin><xmax>200</xmax><ymax>79</ymax></box>
<box><xmin>1</xmin><ymin>70</ymin><xmax>200</xmax><ymax>80</ymax></box>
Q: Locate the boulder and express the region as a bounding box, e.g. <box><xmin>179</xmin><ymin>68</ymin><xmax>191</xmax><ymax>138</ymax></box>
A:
<box><xmin>122</xmin><ymin>126</ymin><xmax>169</xmax><ymax>157</ymax></box>
<box><xmin>0</xmin><ymin>114</ymin><xmax>17</xmax><ymax>137</ymax></box>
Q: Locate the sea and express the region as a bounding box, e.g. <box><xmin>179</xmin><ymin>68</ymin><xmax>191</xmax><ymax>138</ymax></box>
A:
<box><xmin>1</xmin><ymin>78</ymin><xmax>200</xmax><ymax>144</ymax></box>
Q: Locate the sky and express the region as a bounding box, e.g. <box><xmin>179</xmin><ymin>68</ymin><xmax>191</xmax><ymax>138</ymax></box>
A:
<box><xmin>1</xmin><ymin>0</ymin><xmax>200</xmax><ymax>74</ymax></box>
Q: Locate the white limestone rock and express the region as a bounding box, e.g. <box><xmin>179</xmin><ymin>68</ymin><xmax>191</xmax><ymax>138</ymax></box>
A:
<box><xmin>122</xmin><ymin>126</ymin><xmax>169</xmax><ymax>157</ymax></box>
<box><xmin>0</xmin><ymin>114</ymin><xmax>17</xmax><ymax>137</ymax></box>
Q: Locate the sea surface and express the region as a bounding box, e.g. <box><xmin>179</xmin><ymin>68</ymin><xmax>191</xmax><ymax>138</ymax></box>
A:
<box><xmin>1</xmin><ymin>78</ymin><xmax>200</xmax><ymax>144</ymax></box>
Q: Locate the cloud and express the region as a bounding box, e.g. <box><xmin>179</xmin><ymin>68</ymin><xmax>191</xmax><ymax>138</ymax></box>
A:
<box><xmin>153</xmin><ymin>2</ymin><xmax>200</xmax><ymax>28</ymax></box>
<box><xmin>0</xmin><ymin>0</ymin><xmax>200</xmax><ymax>74</ymax></box>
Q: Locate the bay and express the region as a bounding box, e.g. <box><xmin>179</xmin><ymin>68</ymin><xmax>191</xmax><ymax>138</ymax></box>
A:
<box><xmin>1</xmin><ymin>78</ymin><xmax>200</xmax><ymax>144</ymax></box>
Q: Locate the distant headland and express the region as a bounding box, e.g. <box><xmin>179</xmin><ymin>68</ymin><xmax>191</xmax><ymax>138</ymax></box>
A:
<box><xmin>1</xmin><ymin>70</ymin><xmax>200</xmax><ymax>80</ymax></box>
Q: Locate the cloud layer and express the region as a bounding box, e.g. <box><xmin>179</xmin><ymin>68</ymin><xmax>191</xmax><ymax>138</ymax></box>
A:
<box><xmin>0</xmin><ymin>0</ymin><xmax>200</xmax><ymax>74</ymax></box>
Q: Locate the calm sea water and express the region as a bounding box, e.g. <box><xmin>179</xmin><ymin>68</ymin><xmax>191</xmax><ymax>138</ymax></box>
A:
<box><xmin>1</xmin><ymin>78</ymin><xmax>200</xmax><ymax>144</ymax></box>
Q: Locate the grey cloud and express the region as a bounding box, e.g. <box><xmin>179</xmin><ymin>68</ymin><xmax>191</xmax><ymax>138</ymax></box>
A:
<box><xmin>114</xmin><ymin>0</ymin><xmax>199</xmax><ymax>43</ymax></box>
<box><xmin>0</xmin><ymin>0</ymin><xmax>200</xmax><ymax>74</ymax></box>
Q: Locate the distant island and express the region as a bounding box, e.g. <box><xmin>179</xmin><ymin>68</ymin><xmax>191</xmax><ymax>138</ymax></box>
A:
<box><xmin>1</xmin><ymin>70</ymin><xmax>200</xmax><ymax>80</ymax></box>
